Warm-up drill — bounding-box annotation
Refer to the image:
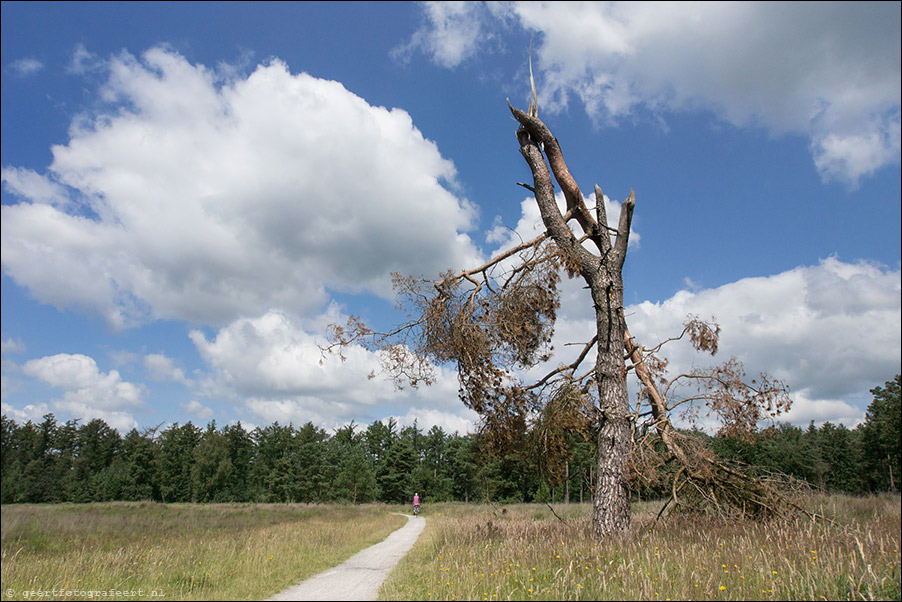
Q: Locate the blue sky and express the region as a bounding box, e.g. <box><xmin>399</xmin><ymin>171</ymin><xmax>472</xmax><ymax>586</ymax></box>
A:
<box><xmin>2</xmin><ymin>1</ymin><xmax>900</xmax><ymax>435</ymax></box>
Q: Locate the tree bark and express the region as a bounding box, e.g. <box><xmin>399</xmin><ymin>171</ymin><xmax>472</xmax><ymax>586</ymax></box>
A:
<box><xmin>564</xmin><ymin>460</ymin><xmax>570</xmax><ymax>504</ymax></box>
<box><xmin>624</xmin><ymin>328</ymin><xmax>689</xmax><ymax>466</ymax></box>
<box><xmin>510</xmin><ymin>105</ymin><xmax>634</xmax><ymax>539</ymax></box>
<box><xmin>588</xmin><ymin>270</ymin><xmax>632</xmax><ymax>538</ymax></box>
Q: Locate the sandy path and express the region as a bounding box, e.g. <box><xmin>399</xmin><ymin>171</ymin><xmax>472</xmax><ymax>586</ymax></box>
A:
<box><xmin>266</xmin><ymin>513</ymin><xmax>425</xmax><ymax>601</ymax></box>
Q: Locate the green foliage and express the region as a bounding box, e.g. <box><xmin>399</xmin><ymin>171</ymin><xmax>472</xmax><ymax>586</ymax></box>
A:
<box><xmin>1</xmin><ymin>377</ymin><xmax>898</xmax><ymax>505</ymax></box>
<box><xmin>446</xmin><ymin>434</ymin><xmax>479</xmax><ymax>502</ymax></box>
<box><xmin>221</xmin><ymin>422</ymin><xmax>254</xmax><ymax>501</ymax></box>
<box><xmin>333</xmin><ymin>439</ymin><xmax>379</xmax><ymax>503</ymax></box>
<box><xmin>817</xmin><ymin>422</ymin><xmax>860</xmax><ymax>492</ymax></box>
<box><xmin>860</xmin><ymin>375</ymin><xmax>901</xmax><ymax>492</ymax></box>
<box><xmin>191</xmin><ymin>423</ymin><xmax>233</xmax><ymax>502</ymax></box>
<box><xmin>378</xmin><ymin>436</ymin><xmax>418</xmax><ymax>504</ymax></box>
<box><xmin>157</xmin><ymin>422</ymin><xmax>201</xmax><ymax>503</ymax></box>
<box><xmin>118</xmin><ymin>428</ymin><xmax>159</xmax><ymax>500</ymax></box>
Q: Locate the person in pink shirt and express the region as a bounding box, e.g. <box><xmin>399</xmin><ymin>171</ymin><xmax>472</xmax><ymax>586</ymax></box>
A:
<box><xmin>413</xmin><ymin>492</ymin><xmax>420</xmax><ymax>515</ymax></box>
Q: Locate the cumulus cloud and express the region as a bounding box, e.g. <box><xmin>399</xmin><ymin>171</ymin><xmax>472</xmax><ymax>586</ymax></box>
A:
<box><xmin>485</xmin><ymin>192</ymin><xmax>898</xmax><ymax>427</ymax></box>
<box><xmin>781</xmin><ymin>389</ymin><xmax>866</xmax><ymax>428</ymax></box>
<box><xmin>624</xmin><ymin>257</ymin><xmax>901</xmax><ymax>425</ymax></box>
<box><xmin>393</xmin><ymin>406</ymin><xmax>478</xmax><ymax>436</ymax></box>
<box><xmin>144</xmin><ymin>353</ymin><xmax>188</xmax><ymax>384</ymax></box>
<box><xmin>190</xmin><ymin>310</ymin><xmax>382</xmax><ymax>400</ymax></box>
<box><xmin>506</xmin><ymin>254</ymin><xmax>898</xmax><ymax>428</ymax></box>
<box><xmin>466</xmin><ymin>191</ymin><xmax>898</xmax><ymax>429</ymax></box>
<box><xmin>405</xmin><ymin>1</ymin><xmax>901</xmax><ymax>186</ymax></box>
<box><xmin>179</xmin><ymin>400</ymin><xmax>214</xmax><ymax>421</ymax></box>
<box><xmin>1</xmin><ymin>46</ymin><xmax>481</xmax><ymax>329</ymax></box>
<box><xmin>21</xmin><ymin>353</ymin><xmax>145</xmax><ymax>431</ymax></box>
<box><xmin>189</xmin><ymin>309</ymin><xmax>475</xmax><ymax>431</ymax></box>
<box><xmin>0</xmin><ymin>402</ymin><xmax>51</xmax><ymax>424</ymax></box>
<box><xmin>813</xmin><ymin>124</ymin><xmax>902</xmax><ymax>186</ymax></box>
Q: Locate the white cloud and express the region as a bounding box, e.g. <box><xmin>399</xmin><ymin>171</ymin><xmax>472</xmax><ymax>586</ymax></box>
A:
<box><xmin>1</xmin><ymin>46</ymin><xmax>481</xmax><ymax>329</ymax></box>
<box><xmin>393</xmin><ymin>406</ymin><xmax>478</xmax><ymax>436</ymax></box>
<box><xmin>21</xmin><ymin>353</ymin><xmax>145</xmax><ymax>431</ymax></box>
<box><xmin>781</xmin><ymin>389</ymin><xmax>866</xmax><ymax>429</ymax></box>
<box><xmin>394</xmin><ymin>1</ymin><xmax>510</xmax><ymax>68</ymax></box>
<box><xmin>68</xmin><ymin>43</ymin><xmax>102</xmax><ymax>74</ymax></box>
<box><xmin>189</xmin><ymin>309</ymin><xmax>474</xmax><ymax>431</ymax></box>
<box><xmin>1</xmin><ymin>338</ymin><xmax>26</xmax><ymax>354</ymax></box>
<box><xmin>5</xmin><ymin>57</ymin><xmax>43</xmax><ymax>76</ymax></box>
<box><xmin>813</xmin><ymin>124</ymin><xmax>902</xmax><ymax>187</ymax></box>
<box><xmin>510</xmin><ymin>253</ymin><xmax>898</xmax><ymax>429</ymax></box>
<box><xmin>242</xmin><ymin>397</ymin><xmax>340</xmax><ymax>429</ymax></box>
<box><xmin>485</xmin><ymin>190</ymin><xmax>638</xmax><ymax>265</ymax></box>
<box><xmin>144</xmin><ymin>353</ymin><xmax>188</xmax><ymax>384</ymax></box>
<box><xmin>189</xmin><ymin>310</ymin><xmax>383</xmax><ymax>400</ymax></box>
<box><xmin>0</xmin><ymin>167</ymin><xmax>72</xmax><ymax>208</ymax></box>
<box><xmin>0</xmin><ymin>402</ymin><xmax>51</xmax><ymax>424</ymax></box>
<box><xmin>180</xmin><ymin>400</ymin><xmax>214</xmax><ymax>421</ymax></box>
<box><xmin>473</xmin><ymin>196</ymin><xmax>899</xmax><ymax>428</ymax></box>
<box><xmin>624</xmin><ymin>257</ymin><xmax>901</xmax><ymax>425</ymax></box>
<box><xmin>409</xmin><ymin>1</ymin><xmax>901</xmax><ymax>186</ymax></box>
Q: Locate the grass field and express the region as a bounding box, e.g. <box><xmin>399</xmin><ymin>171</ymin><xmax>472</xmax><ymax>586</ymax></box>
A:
<box><xmin>1</xmin><ymin>496</ymin><xmax>899</xmax><ymax>601</ymax></box>
<box><xmin>0</xmin><ymin>502</ymin><xmax>406</xmax><ymax>601</ymax></box>
<box><xmin>380</xmin><ymin>496</ymin><xmax>901</xmax><ymax>601</ymax></box>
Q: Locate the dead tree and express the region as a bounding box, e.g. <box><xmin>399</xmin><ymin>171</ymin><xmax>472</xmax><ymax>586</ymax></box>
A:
<box><xmin>510</xmin><ymin>105</ymin><xmax>635</xmax><ymax>538</ymax></box>
<box><xmin>325</xmin><ymin>105</ymin><xmax>796</xmax><ymax>540</ymax></box>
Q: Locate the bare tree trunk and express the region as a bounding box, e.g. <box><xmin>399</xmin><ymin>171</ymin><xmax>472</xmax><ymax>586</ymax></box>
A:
<box><xmin>590</xmin><ymin>271</ymin><xmax>631</xmax><ymax>538</ymax></box>
<box><xmin>580</xmin><ymin>470</ymin><xmax>584</xmax><ymax>504</ymax></box>
<box><xmin>889</xmin><ymin>454</ymin><xmax>896</xmax><ymax>492</ymax></box>
<box><xmin>511</xmin><ymin>105</ymin><xmax>634</xmax><ymax>539</ymax></box>
<box><xmin>564</xmin><ymin>460</ymin><xmax>570</xmax><ymax>504</ymax></box>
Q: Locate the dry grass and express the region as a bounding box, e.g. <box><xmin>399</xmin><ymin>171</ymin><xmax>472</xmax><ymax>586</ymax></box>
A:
<box><xmin>380</xmin><ymin>495</ymin><xmax>901</xmax><ymax>601</ymax></box>
<box><xmin>1</xmin><ymin>502</ymin><xmax>406</xmax><ymax>601</ymax></box>
<box><xmin>3</xmin><ymin>497</ymin><xmax>897</xmax><ymax>601</ymax></box>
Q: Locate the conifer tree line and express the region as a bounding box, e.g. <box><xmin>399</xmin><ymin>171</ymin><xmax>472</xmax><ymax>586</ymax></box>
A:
<box><xmin>2</xmin><ymin>375</ymin><xmax>898</xmax><ymax>505</ymax></box>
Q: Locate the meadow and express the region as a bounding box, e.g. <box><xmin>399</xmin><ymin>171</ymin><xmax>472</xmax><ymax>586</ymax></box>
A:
<box><xmin>381</xmin><ymin>496</ymin><xmax>901</xmax><ymax>601</ymax></box>
<box><xmin>0</xmin><ymin>502</ymin><xmax>406</xmax><ymax>601</ymax></box>
<box><xmin>1</xmin><ymin>496</ymin><xmax>899</xmax><ymax>601</ymax></box>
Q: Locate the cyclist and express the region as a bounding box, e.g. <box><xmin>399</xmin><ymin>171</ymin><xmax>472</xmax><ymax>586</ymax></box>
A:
<box><xmin>413</xmin><ymin>492</ymin><xmax>420</xmax><ymax>515</ymax></box>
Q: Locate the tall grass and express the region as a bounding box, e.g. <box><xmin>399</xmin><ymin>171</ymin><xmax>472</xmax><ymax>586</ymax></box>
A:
<box><xmin>3</xmin><ymin>497</ymin><xmax>898</xmax><ymax>601</ymax></box>
<box><xmin>1</xmin><ymin>502</ymin><xmax>406</xmax><ymax>601</ymax></box>
<box><xmin>380</xmin><ymin>496</ymin><xmax>901</xmax><ymax>601</ymax></box>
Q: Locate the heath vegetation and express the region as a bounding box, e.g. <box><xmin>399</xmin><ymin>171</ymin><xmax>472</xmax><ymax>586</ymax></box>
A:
<box><xmin>1</xmin><ymin>495</ymin><xmax>898</xmax><ymax>601</ymax></box>
<box><xmin>380</xmin><ymin>496</ymin><xmax>901</xmax><ymax>601</ymax></box>
<box><xmin>1</xmin><ymin>502</ymin><xmax>405</xmax><ymax>601</ymax></box>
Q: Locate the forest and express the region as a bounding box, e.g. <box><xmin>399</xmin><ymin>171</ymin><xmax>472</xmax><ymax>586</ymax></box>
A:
<box><xmin>2</xmin><ymin>375</ymin><xmax>898</xmax><ymax>506</ymax></box>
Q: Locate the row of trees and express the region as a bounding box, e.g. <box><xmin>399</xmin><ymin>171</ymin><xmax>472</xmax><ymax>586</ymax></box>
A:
<box><xmin>0</xmin><ymin>416</ymin><xmax>466</xmax><ymax>505</ymax></box>
<box><xmin>2</xmin><ymin>376</ymin><xmax>897</xmax><ymax>505</ymax></box>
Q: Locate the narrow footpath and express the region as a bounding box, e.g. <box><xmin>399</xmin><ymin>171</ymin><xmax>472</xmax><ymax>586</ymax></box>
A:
<box><xmin>266</xmin><ymin>513</ymin><xmax>426</xmax><ymax>601</ymax></box>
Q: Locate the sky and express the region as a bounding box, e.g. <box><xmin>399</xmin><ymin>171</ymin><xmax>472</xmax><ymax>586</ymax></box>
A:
<box><xmin>1</xmin><ymin>1</ymin><xmax>900</xmax><ymax>436</ymax></box>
